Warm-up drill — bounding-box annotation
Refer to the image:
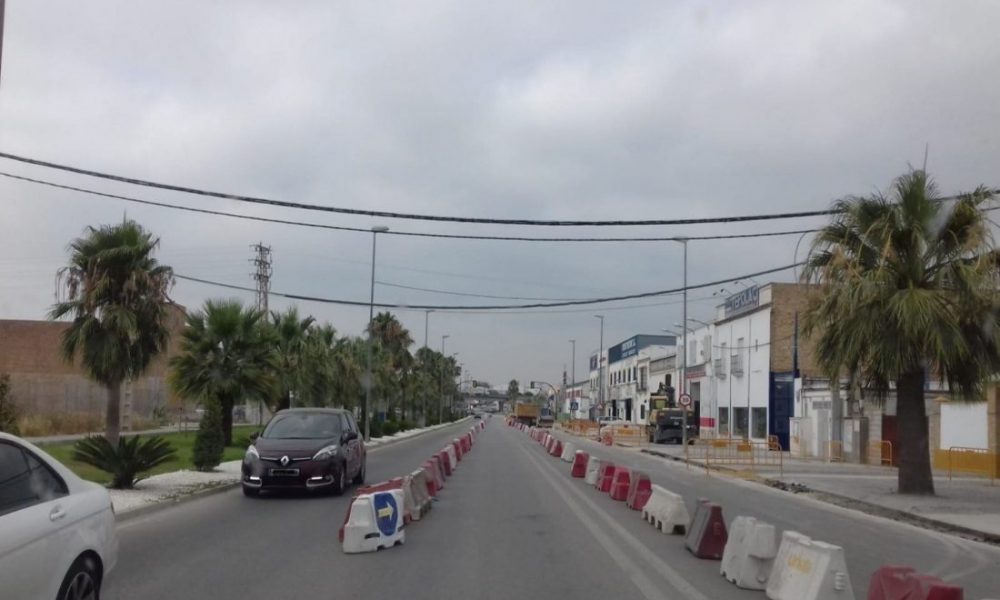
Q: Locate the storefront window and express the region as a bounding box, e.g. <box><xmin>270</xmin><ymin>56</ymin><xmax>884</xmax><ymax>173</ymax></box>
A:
<box><xmin>734</xmin><ymin>407</ymin><xmax>748</xmax><ymax>438</ymax></box>
<box><xmin>752</xmin><ymin>407</ymin><xmax>767</xmax><ymax>439</ymax></box>
<box><xmin>718</xmin><ymin>408</ymin><xmax>729</xmax><ymax>435</ymax></box>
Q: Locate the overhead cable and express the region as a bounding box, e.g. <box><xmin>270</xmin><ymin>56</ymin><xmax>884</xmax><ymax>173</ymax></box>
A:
<box><xmin>173</xmin><ymin>261</ymin><xmax>802</xmax><ymax>311</ymax></box>
<box><xmin>0</xmin><ymin>151</ymin><xmax>847</xmax><ymax>226</ymax></box>
<box><xmin>0</xmin><ymin>171</ymin><xmax>822</xmax><ymax>242</ymax></box>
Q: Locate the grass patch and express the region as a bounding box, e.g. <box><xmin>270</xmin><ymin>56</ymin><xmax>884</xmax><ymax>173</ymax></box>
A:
<box><xmin>41</xmin><ymin>425</ymin><xmax>258</xmax><ymax>485</ymax></box>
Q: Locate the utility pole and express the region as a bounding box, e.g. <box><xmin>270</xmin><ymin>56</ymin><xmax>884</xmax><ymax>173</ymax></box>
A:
<box><xmin>439</xmin><ymin>335</ymin><xmax>449</xmax><ymax>423</ymax></box>
<box><xmin>569</xmin><ymin>339</ymin><xmax>576</xmax><ymax>417</ymax></box>
<box><xmin>595</xmin><ymin>315</ymin><xmax>604</xmax><ymax>419</ymax></box>
<box><xmin>0</xmin><ymin>0</ymin><xmax>6</xmax><ymax>86</ymax></box>
<box><xmin>677</xmin><ymin>238</ymin><xmax>689</xmax><ymax>449</ymax></box>
<box><xmin>424</xmin><ymin>309</ymin><xmax>433</xmax><ymax>348</ymax></box>
<box><xmin>365</xmin><ymin>226</ymin><xmax>389</xmax><ymax>441</ymax></box>
<box><xmin>250</xmin><ymin>243</ymin><xmax>272</xmax><ymax>313</ymax></box>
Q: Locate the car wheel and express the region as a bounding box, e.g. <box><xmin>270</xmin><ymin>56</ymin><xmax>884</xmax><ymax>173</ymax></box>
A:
<box><xmin>331</xmin><ymin>467</ymin><xmax>346</xmax><ymax>496</ymax></box>
<box><xmin>242</xmin><ymin>484</ymin><xmax>260</xmax><ymax>498</ymax></box>
<box><xmin>352</xmin><ymin>460</ymin><xmax>366</xmax><ymax>485</ymax></box>
<box><xmin>57</xmin><ymin>555</ymin><xmax>101</xmax><ymax>600</ymax></box>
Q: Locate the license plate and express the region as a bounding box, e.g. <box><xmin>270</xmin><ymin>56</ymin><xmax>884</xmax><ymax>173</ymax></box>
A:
<box><xmin>269</xmin><ymin>468</ymin><xmax>299</xmax><ymax>476</ymax></box>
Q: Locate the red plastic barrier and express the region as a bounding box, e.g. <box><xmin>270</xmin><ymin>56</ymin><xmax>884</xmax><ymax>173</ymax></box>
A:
<box><xmin>625</xmin><ymin>471</ymin><xmax>652</xmax><ymax>511</ymax></box>
<box><xmin>597</xmin><ymin>462</ymin><xmax>616</xmax><ymax>492</ymax></box>
<box><xmin>549</xmin><ymin>439</ymin><xmax>564</xmax><ymax>458</ymax></box>
<box><xmin>609</xmin><ymin>466</ymin><xmax>632</xmax><ymax>501</ymax></box>
<box><xmin>571</xmin><ymin>451</ymin><xmax>590</xmax><ymax>477</ymax></box>
<box><xmin>867</xmin><ymin>565</ymin><xmax>964</xmax><ymax>600</ymax></box>
<box><xmin>438</xmin><ymin>449</ymin><xmax>453</xmax><ymax>476</ymax></box>
<box><xmin>684</xmin><ymin>500</ymin><xmax>728</xmax><ymax>559</ymax></box>
<box><xmin>461</xmin><ymin>434</ymin><xmax>471</xmax><ymax>453</ymax></box>
<box><xmin>429</xmin><ymin>455</ymin><xmax>446</xmax><ymax>488</ymax></box>
<box><xmin>340</xmin><ymin>477</ymin><xmax>407</xmax><ymax>540</ymax></box>
<box><xmin>423</xmin><ymin>460</ymin><xmax>443</xmax><ymax>496</ymax></box>
<box><xmin>452</xmin><ymin>440</ymin><xmax>464</xmax><ymax>460</ymax></box>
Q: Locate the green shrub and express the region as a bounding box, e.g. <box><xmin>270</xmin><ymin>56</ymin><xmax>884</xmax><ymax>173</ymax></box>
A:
<box><xmin>369</xmin><ymin>418</ymin><xmax>383</xmax><ymax>438</ymax></box>
<box><xmin>192</xmin><ymin>401</ymin><xmax>224</xmax><ymax>471</ymax></box>
<box><xmin>400</xmin><ymin>420</ymin><xmax>416</xmax><ymax>431</ymax></box>
<box><xmin>72</xmin><ymin>435</ymin><xmax>177</xmax><ymax>489</ymax></box>
<box><xmin>0</xmin><ymin>375</ymin><xmax>18</xmax><ymax>435</ymax></box>
<box><xmin>381</xmin><ymin>420</ymin><xmax>399</xmax><ymax>436</ymax></box>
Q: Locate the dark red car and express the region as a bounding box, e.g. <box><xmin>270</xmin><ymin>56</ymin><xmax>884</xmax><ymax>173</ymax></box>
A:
<box><xmin>241</xmin><ymin>408</ymin><xmax>366</xmax><ymax>497</ymax></box>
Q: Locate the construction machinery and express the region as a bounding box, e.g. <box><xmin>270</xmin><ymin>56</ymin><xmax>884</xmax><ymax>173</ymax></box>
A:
<box><xmin>646</xmin><ymin>386</ymin><xmax>697</xmax><ymax>444</ymax></box>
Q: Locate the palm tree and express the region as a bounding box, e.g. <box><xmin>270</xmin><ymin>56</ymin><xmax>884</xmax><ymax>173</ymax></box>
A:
<box><xmin>50</xmin><ymin>220</ymin><xmax>174</xmax><ymax>445</ymax></box>
<box><xmin>297</xmin><ymin>323</ymin><xmax>337</xmax><ymax>407</ymax></box>
<box><xmin>331</xmin><ymin>336</ymin><xmax>366</xmax><ymax>411</ymax></box>
<box><xmin>368</xmin><ymin>312</ymin><xmax>414</xmax><ymax>420</ymax></box>
<box><xmin>803</xmin><ymin>170</ymin><xmax>1000</xmax><ymax>495</ymax></box>
<box><xmin>270</xmin><ymin>306</ymin><xmax>316</xmax><ymax>410</ymax></box>
<box><xmin>169</xmin><ymin>300</ymin><xmax>279</xmax><ymax>446</ymax></box>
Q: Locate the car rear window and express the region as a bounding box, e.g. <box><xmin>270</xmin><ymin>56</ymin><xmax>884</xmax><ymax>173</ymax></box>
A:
<box><xmin>262</xmin><ymin>413</ymin><xmax>344</xmax><ymax>440</ymax></box>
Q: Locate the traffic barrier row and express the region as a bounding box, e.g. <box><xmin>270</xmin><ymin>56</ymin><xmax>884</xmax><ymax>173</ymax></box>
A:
<box><xmin>341</xmin><ymin>419</ymin><xmax>488</xmax><ymax>553</ymax></box>
<box><xmin>514</xmin><ymin>426</ymin><xmax>981</xmax><ymax>600</ymax></box>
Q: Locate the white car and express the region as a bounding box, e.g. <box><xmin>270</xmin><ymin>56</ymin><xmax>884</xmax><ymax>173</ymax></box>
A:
<box><xmin>0</xmin><ymin>432</ymin><xmax>118</xmax><ymax>600</ymax></box>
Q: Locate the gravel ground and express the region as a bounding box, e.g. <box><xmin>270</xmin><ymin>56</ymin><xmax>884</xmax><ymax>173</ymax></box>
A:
<box><xmin>109</xmin><ymin>460</ymin><xmax>242</xmax><ymax>514</ymax></box>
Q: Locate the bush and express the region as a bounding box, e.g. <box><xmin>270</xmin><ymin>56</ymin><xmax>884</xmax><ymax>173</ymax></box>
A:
<box><xmin>381</xmin><ymin>420</ymin><xmax>399</xmax><ymax>436</ymax></box>
<box><xmin>368</xmin><ymin>418</ymin><xmax>383</xmax><ymax>438</ymax></box>
<box><xmin>192</xmin><ymin>401</ymin><xmax>224</xmax><ymax>471</ymax></box>
<box><xmin>72</xmin><ymin>435</ymin><xmax>177</xmax><ymax>489</ymax></box>
<box><xmin>0</xmin><ymin>375</ymin><xmax>18</xmax><ymax>435</ymax></box>
<box><xmin>400</xmin><ymin>420</ymin><xmax>416</xmax><ymax>431</ymax></box>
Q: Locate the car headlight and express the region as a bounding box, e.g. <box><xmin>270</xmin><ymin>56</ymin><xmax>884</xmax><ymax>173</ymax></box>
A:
<box><xmin>313</xmin><ymin>445</ymin><xmax>339</xmax><ymax>460</ymax></box>
<box><xmin>245</xmin><ymin>445</ymin><xmax>259</xmax><ymax>461</ymax></box>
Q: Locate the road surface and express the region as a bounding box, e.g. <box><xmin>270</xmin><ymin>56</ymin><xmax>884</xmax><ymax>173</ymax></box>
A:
<box><xmin>103</xmin><ymin>419</ymin><xmax>1000</xmax><ymax>599</ymax></box>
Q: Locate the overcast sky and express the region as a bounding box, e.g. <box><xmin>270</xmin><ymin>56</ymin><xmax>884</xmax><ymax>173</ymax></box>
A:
<box><xmin>3</xmin><ymin>0</ymin><xmax>999</xmax><ymax>388</ymax></box>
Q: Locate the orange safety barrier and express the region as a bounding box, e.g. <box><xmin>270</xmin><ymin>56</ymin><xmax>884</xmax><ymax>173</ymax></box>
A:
<box><xmin>868</xmin><ymin>440</ymin><xmax>893</xmax><ymax>467</ymax></box>
<box><xmin>686</xmin><ymin>438</ymin><xmax>784</xmax><ymax>477</ymax></box>
<box><xmin>610</xmin><ymin>424</ymin><xmax>646</xmax><ymax>446</ymax></box>
<box><xmin>944</xmin><ymin>446</ymin><xmax>997</xmax><ymax>484</ymax></box>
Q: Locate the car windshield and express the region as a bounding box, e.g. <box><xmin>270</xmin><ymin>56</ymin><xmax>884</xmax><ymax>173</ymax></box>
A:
<box><xmin>262</xmin><ymin>414</ymin><xmax>343</xmax><ymax>440</ymax></box>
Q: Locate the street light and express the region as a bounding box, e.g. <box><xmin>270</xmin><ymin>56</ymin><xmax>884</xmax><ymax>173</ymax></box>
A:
<box><xmin>364</xmin><ymin>225</ymin><xmax>389</xmax><ymax>442</ymax></box>
<box><xmin>439</xmin><ymin>335</ymin><xmax>450</xmax><ymax>423</ymax></box>
<box><xmin>594</xmin><ymin>315</ymin><xmax>604</xmax><ymax>419</ymax></box>
<box><xmin>688</xmin><ymin>317</ymin><xmax>711</xmax><ymax>327</ymax></box>
<box><xmin>423</xmin><ymin>309</ymin><xmax>434</xmax><ymax>348</ymax></box>
<box><xmin>673</xmin><ymin>322</ymin><xmax>695</xmax><ymax>332</ymax></box>
<box><xmin>569</xmin><ymin>339</ymin><xmax>576</xmax><ymax>417</ymax></box>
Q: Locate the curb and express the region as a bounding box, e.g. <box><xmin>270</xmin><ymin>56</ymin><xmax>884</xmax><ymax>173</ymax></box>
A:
<box><xmin>116</xmin><ymin>479</ymin><xmax>241</xmax><ymax>522</ymax></box>
<box><xmin>114</xmin><ymin>418</ymin><xmax>474</xmax><ymax>522</ymax></box>
<box><xmin>639</xmin><ymin>448</ymin><xmax>1000</xmax><ymax>546</ymax></box>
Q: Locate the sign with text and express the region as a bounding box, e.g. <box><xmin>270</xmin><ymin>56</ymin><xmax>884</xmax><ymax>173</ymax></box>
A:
<box><xmin>724</xmin><ymin>285</ymin><xmax>761</xmax><ymax>318</ymax></box>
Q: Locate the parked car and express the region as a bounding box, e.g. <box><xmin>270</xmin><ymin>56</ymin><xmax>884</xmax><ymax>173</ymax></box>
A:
<box><xmin>241</xmin><ymin>408</ymin><xmax>366</xmax><ymax>497</ymax></box>
<box><xmin>0</xmin><ymin>432</ymin><xmax>118</xmax><ymax>600</ymax></box>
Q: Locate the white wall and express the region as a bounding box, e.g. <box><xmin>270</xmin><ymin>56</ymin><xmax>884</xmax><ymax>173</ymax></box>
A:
<box><xmin>713</xmin><ymin>307</ymin><xmax>771</xmax><ymax>438</ymax></box>
<box><xmin>940</xmin><ymin>402</ymin><xmax>988</xmax><ymax>449</ymax></box>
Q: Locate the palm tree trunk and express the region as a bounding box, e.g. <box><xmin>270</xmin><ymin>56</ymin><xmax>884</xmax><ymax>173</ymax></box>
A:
<box><xmin>896</xmin><ymin>368</ymin><xmax>935</xmax><ymax>495</ymax></box>
<box><xmin>221</xmin><ymin>395</ymin><xmax>235</xmax><ymax>447</ymax></box>
<box><xmin>105</xmin><ymin>381</ymin><xmax>122</xmax><ymax>445</ymax></box>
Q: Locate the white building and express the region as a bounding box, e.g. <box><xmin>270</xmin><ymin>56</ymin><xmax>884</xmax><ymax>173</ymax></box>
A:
<box><xmin>605</xmin><ymin>335</ymin><xmax>676</xmax><ymax>424</ymax></box>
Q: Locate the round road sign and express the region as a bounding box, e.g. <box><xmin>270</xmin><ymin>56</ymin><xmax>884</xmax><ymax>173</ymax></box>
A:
<box><xmin>372</xmin><ymin>492</ymin><xmax>399</xmax><ymax>537</ymax></box>
<box><xmin>678</xmin><ymin>393</ymin><xmax>692</xmax><ymax>408</ymax></box>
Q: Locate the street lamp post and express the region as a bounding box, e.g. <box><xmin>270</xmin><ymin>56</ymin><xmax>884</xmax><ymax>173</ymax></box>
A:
<box><xmin>569</xmin><ymin>339</ymin><xmax>576</xmax><ymax>418</ymax></box>
<box><xmin>424</xmin><ymin>309</ymin><xmax>434</xmax><ymax>348</ymax></box>
<box><xmin>594</xmin><ymin>315</ymin><xmax>604</xmax><ymax>420</ymax></box>
<box><xmin>674</xmin><ymin>237</ymin><xmax>690</xmax><ymax>450</ymax></box>
<box><xmin>364</xmin><ymin>225</ymin><xmax>389</xmax><ymax>442</ymax></box>
<box><xmin>439</xmin><ymin>335</ymin><xmax>450</xmax><ymax>423</ymax></box>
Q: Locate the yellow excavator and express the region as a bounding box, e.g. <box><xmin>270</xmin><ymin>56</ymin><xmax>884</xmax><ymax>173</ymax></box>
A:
<box><xmin>646</xmin><ymin>384</ymin><xmax>696</xmax><ymax>444</ymax></box>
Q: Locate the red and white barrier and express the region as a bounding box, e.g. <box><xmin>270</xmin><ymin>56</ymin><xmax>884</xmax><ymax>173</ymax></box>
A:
<box><xmin>867</xmin><ymin>565</ymin><xmax>962</xmax><ymax>600</ymax></box>
<box><xmin>571</xmin><ymin>451</ymin><xmax>590</xmax><ymax>478</ymax></box>
<box><xmin>625</xmin><ymin>471</ymin><xmax>652</xmax><ymax>511</ymax></box>
<box><xmin>685</xmin><ymin>500</ymin><xmax>728</xmax><ymax>559</ymax></box>
<box><xmin>642</xmin><ymin>484</ymin><xmax>690</xmax><ymax>535</ymax></box>
<box><xmin>341</xmin><ymin>490</ymin><xmax>406</xmax><ymax>553</ymax></box>
<box><xmin>584</xmin><ymin>456</ymin><xmax>602</xmax><ymax>485</ymax></box>
<box><xmin>609</xmin><ymin>466</ymin><xmax>632</xmax><ymax>501</ymax></box>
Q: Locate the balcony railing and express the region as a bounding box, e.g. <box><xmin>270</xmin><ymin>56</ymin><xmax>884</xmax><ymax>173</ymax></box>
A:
<box><xmin>730</xmin><ymin>354</ymin><xmax>744</xmax><ymax>376</ymax></box>
<box><xmin>713</xmin><ymin>357</ymin><xmax>726</xmax><ymax>378</ymax></box>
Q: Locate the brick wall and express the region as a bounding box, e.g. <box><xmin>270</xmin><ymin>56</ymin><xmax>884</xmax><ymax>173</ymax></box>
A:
<box><xmin>0</xmin><ymin>304</ymin><xmax>187</xmax><ymax>418</ymax></box>
<box><xmin>768</xmin><ymin>283</ymin><xmax>824</xmax><ymax>377</ymax></box>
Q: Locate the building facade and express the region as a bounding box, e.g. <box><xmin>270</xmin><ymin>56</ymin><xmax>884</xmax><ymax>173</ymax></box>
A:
<box><xmin>605</xmin><ymin>334</ymin><xmax>675</xmax><ymax>423</ymax></box>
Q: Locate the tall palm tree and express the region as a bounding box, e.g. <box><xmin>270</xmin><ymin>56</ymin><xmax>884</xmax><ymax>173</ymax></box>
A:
<box><xmin>270</xmin><ymin>306</ymin><xmax>316</xmax><ymax>410</ymax></box>
<box><xmin>297</xmin><ymin>323</ymin><xmax>337</xmax><ymax>407</ymax></box>
<box><xmin>169</xmin><ymin>300</ymin><xmax>278</xmax><ymax>446</ymax></box>
<box><xmin>803</xmin><ymin>170</ymin><xmax>1000</xmax><ymax>495</ymax></box>
<box><xmin>369</xmin><ymin>312</ymin><xmax>414</xmax><ymax>419</ymax></box>
<box><xmin>331</xmin><ymin>336</ymin><xmax>366</xmax><ymax>412</ymax></box>
<box><xmin>50</xmin><ymin>220</ymin><xmax>174</xmax><ymax>445</ymax></box>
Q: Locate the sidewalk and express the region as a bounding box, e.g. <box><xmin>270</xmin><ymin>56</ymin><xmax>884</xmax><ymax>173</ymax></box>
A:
<box><xmin>638</xmin><ymin>442</ymin><xmax>1000</xmax><ymax>540</ymax></box>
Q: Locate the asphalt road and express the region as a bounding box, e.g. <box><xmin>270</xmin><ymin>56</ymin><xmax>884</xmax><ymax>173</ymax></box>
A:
<box><xmin>103</xmin><ymin>419</ymin><xmax>1000</xmax><ymax>600</ymax></box>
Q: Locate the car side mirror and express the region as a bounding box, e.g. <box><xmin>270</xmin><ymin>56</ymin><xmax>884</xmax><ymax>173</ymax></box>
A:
<box><xmin>250</xmin><ymin>431</ymin><xmax>260</xmax><ymax>443</ymax></box>
<box><xmin>342</xmin><ymin>431</ymin><xmax>358</xmax><ymax>443</ymax></box>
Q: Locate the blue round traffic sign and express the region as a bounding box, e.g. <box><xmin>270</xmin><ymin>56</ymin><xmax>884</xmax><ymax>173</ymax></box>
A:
<box><xmin>372</xmin><ymin>492</ymin><xmax>399</xmax><ymax>537</ymax></box>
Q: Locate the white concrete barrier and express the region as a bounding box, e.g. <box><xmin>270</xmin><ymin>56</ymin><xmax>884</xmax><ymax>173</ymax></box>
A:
<box><xmin>560</xmin><ymin>441</ymin><xmax>576</xmax><ymax>462</ymax></box>
<box><xmin>642</xmin><ymin>484</ymin><xmax>690</xmax><ymax>535</ymax></box>
<box><xmin>446</xmin><ymin>444</ymin><xmax>458</xmax><ymax>471</ymax></box>
<box><xmin>342</xmin><ymin>490</ymin><xmax>406</xmax><ymax>553</ymax></box>
<box><xmin>721</xmin><ymin>516</ymin><xmax>778</xmax><ymax>590</ymax></box>
<box><xmin>584</xmin><ymin>455</ymin><xmax>602</xmax><ymax>485</ymax></box>
<box><xmin>766</xmin><ymin>531</ymin><xmax>855</xmax><ymax>600</ymax></box>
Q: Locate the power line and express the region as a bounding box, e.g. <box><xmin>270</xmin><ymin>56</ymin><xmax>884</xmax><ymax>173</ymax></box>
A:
<box><xmin>0</xmin><ymin>170</ymin><xmax>822</xmax><ymax>242</ymax></box>
<box><xmin>374</xmin><ymin>280</ymin><xmax>583</xmax><ymax>301</ymax></box>
<box><xmin>0</xmin><ymin>151</ymin><xmax>853</xmax><ymax>226</ymax></box>
<box><xmin>173</xmin><ymin>261</ymin><xmax>803</xmax><ymax>311</ymax></box>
